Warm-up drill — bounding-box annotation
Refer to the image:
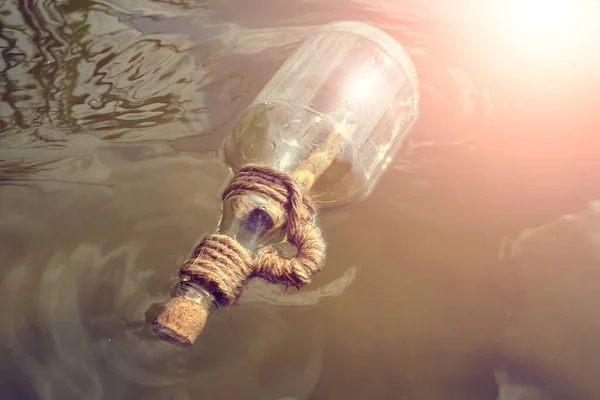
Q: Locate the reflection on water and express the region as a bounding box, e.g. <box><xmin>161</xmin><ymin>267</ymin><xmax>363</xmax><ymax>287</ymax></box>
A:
<box><xmin>0</xmin><ymin>0</ymin><xmax>599</xmax><ymax>399</ymax></box>
<box><xmin>495</xmin><ymin>201</ymin><xmax>600</xmax><ymax>399</ymax></box>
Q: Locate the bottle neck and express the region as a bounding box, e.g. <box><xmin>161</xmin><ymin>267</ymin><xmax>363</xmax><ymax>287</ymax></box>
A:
<box><xmin>218</xmin><ymin>191</ymin><xmax>286</xmax><ymax>252</ymax></box>
<box><xmin>174</xmin><ymin>191</ymin><xmax>287</xmax><ymax>312</ymax></box>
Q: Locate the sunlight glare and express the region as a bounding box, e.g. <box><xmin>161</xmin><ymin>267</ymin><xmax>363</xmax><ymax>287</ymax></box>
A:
<box><xmin>486</xmin><ymin>0</ymin><xmax>590</xmax><ymax>58</ymax></box>
<box><xmin>349</xmin><ymin>75</ymin><xmax>376</xmax><ymax>101</ymax></box>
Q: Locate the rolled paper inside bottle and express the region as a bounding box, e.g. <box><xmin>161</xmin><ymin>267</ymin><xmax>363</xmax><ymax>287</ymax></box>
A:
<box><xmin>291</xmin><ymin>127</ymin><xmax>350</xmax><ymax>190</ymax></box>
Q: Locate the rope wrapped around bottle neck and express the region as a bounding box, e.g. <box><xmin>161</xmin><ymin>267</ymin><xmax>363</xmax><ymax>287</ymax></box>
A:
<box><xmin>178</xmin><ymin>163</ymin><xmax>326</xmax><ymax>307</ymax></box>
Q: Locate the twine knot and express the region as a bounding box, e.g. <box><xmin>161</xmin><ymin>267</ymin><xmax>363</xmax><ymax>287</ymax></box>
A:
<box><xmin>178</xmin><ymin>164</ymin><xmax>326</xmax><ymax>307</ymax></box>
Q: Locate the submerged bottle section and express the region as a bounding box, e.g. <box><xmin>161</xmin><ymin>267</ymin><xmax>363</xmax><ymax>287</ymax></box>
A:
<box><xmin>223</xmin><ymin>101</ymin><xmax>362</xmax><ymax>207</ymax></box>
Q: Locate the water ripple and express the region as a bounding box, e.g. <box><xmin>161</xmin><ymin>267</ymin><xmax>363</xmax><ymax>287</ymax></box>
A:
<box><xmin>0</xmin><ymin>0</ymin><xmax>222</xmax><ymax>147</ymax></box>
<box><xmin>0</xmin><ymin>144</ymin><xmax>354</xmax><ymax>399</ymax></box>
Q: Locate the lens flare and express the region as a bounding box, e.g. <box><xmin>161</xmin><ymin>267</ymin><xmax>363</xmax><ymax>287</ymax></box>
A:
<box><xmin>483</xmin><ymin>0</ymin><xmax>593</xmax><ymax>60</ymax></box>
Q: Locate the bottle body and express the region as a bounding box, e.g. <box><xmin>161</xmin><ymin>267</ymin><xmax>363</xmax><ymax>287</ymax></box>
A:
<box><xmin>223</xmin><ymin>21</ymin><xmax>420</xmax><ymax>208</ymax></box>
<box><xmin>153</xmin><ymin>21</ymin><xmax>421</xmax><ymax>346</ymax></box>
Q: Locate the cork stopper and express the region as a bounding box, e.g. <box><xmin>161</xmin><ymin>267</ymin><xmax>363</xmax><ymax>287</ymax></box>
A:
<box><xmin>153</xmin><ymin>296</ymin><xmax>209</xmax><ymax>346</ymax></box>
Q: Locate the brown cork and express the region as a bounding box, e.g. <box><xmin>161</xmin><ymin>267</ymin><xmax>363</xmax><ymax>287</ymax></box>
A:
<box><xmin>152</xmin><ymin>296</ymin><xmax>209</xmax><ymax>346</ymax></box>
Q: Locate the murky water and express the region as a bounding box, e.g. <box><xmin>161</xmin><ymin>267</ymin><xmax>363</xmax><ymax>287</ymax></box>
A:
<box><xmin>1</xmin><ymin>0</ymin><xmax>600</xmax><ymax>399</ymax></box>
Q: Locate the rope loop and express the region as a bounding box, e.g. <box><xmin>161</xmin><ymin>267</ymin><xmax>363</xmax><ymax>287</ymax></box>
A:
<box><xmin>178</xmin><ymin>163</ymin><xmax>326</xmax><ymax>306</ymax></box>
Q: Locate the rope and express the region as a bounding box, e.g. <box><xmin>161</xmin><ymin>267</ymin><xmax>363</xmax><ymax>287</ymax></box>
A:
<box><xmin>179</xmin><ymin>163</ymin><xmax>326</xmax><ymax>307</ymax></box>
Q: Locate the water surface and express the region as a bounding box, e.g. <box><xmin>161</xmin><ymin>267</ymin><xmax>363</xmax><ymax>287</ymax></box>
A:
<box><xmin>1</xmin><ymin>0</ymin><xmax>600</xmax><ymax>399</ymax></box>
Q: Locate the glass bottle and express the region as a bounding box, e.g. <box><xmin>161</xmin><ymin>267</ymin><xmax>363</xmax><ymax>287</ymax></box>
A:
<box><xmin>154</xmin><ymin>20</ymin><xmax>420</xmax><ymax>346</ymax></box>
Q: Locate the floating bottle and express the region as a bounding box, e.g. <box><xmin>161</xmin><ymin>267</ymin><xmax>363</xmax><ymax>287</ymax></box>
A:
<box><xmin>153</xmin><ymin>20</ymin><xmax>420</xmax><ymax>346</ymax></box>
